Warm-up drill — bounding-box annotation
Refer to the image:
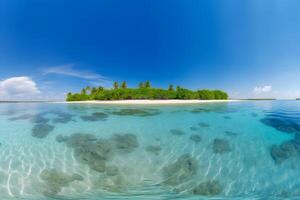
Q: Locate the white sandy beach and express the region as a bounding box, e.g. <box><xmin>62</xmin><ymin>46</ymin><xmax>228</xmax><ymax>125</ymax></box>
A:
<box><xmin>57</xmin><ymin>99</ymin><xmax>241</xmax><ymax>105</ymax></box>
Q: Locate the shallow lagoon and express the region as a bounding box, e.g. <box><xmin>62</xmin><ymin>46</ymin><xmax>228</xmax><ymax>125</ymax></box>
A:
<box><xmin>0</xmin><ymin>101</ymin><xmax>300</xmax><ymax>199</ymax></box>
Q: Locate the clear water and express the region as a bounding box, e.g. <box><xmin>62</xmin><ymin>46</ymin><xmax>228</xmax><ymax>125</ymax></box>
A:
<box><xmin>0</xmin><ymin>101</ymin><xmax>300</xmax><ymax>200</ymax></box>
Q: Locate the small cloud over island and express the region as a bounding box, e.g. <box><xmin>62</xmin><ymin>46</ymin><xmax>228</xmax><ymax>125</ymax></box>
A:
<box><xmin>253</xmin><ymin>85</ymin><xmax>272</xmax><ymax>94</ymax></box>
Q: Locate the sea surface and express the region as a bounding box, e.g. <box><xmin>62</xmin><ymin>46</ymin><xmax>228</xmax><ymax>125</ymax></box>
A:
<box><xmin>0</xmin><ymin>101</ymin><xmax>300</xmax><ymax>200</ymax></box>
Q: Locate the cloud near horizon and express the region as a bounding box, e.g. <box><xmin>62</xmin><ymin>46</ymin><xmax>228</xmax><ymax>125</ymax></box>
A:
<box><xmin>0</xmin><ymin>77</ymin><xmax>40</xmax><ymax>100</ymax></box>
<box><xmin>253</xmin><ymin>85</ymin><xmax>272</xmax><ymax>94</ymax></box>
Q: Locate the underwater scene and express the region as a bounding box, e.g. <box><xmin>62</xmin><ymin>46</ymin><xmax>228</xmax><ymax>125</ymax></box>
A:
<box><xmin>1</xmin><ymin>101</ymin><xmax>300</xmax><ymax>200</ymax></box>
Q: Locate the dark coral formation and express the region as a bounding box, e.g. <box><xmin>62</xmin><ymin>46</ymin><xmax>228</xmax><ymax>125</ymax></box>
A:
<box><xmin>57</xmin><ymin>133</ymin><xmax>138</xmax><ymax>175</ymax></box>
<box><xmin>189</xmin><ymin>108</ymin><xmax>211</xmax><ymax>113</ymax></box>
<box><xmin>223</xmin><ymin>116</ymin><xmax>231</xmax><ymax>119</ymax></box>
<box><xmin>261</xmin><ymin>113</ymin><xmax>300</xmax><ymax>164</ymax></box>
<box><xmin>65</xmin><ymin>133</ymin><xmax>97</xmax><ymax>148</ymax></box>
<box><xmin>111</xmin><ymin>134</ymin><xmax>139</xmax><ymax>153</ymax></box>
<box><xmin>55</xmin><ymin>134</ymin><xmax>69</xmax><ymax>143</ymax></box>
<box><xmin>54</xmin><ymin>133</ymin><xmax>140</xmax><ymax>192</ymax></box>
<box><xmin>270</xmin><ymin>141</ymin><xmax>300</xmax><ymax>164</ymax></box>
<box><xmin>9</xmin><ymin>114</ymin><xmax>36</xmax><ymax>121</ymax></box>
<box><xmin>190</xmin><ymin>134</ymin><xmax>202</xmax><ymax>143</ymax></box>
<box><xmin>198</xmin><ymin>122</ymin><xmax>210</xmax><ymax>128</ymax></box>
<box><xmin>80</xmin><ymin>112</ymin><xmax>108</xmax><ymax>122</ymax></box>
<box><xmin>261</xmin><ymin>117</ymin><xmax>300</xmax><ymax>135</ymax></box>
<box><xmin>192</xmin><ymin>180</ymin><xmax>222</xmax><ymax>196</ymax></box>
<box><xmin>13</xmin><ymin>111</ymin><xmax>76</xmax><ymax>139</ymax></box>
<box><xmin>162</xmin><ymin>154</ymin><xmax>198</xmax><ymax>186</ymax></box>
<box><xmin>52</xmin><ymin>112</ymin><xmax>74</xmax><ymax>124</ymax></box>
<box><xmin>212</xmin><ymin>138</ymin><xmax>231</xmax><ymax>154</ymax></box>
<box><xmin>9</xmin><ymin>111</ymin><xmax>75</xmax><ymax>124</ymax></box>
<box><xmin>145</xmin><ymin>145</ymin><xmax>162</xmax><ymax>155</ymax></box>
<box><xmin>190</xmin><ymin>126</ymin><xmax>198</xmax><ymax>131</ymax></box>
<box><xmin>105</xmin><ymin>165</ymin><xmax>119</xmax><ymax>176</ymax></box>
<box><xmin>170</xmin><ymin>129</ymin><xmax>186</xmax><ymax>136</ymax></box>
<box><xmin>31</xmin><ymin>114</ymin><xmax>50</xmax><ymax>124</ymax></box>
<box><xmin>225</xmin><ymin>131</ymin><xmax>238</xmax><ymax>137</ymax></box>
<box><xmin>32</xmin><ymin>123</ymin><xmax>55</xmax><ymax>138</ymax></box>
<box><xmin>9</xmin><ymin>113</ymin><xmax>50</xmax><ymax>124</ymax></box>
<box><xmin>40</xmin><ymin>169</ymin><xmax>83</xmax><ymax>196</ymax></box>
<box><xmin>111</xmin><ymin>108</ymin><xmax>160</xmax><ymax>117</ymax></box>
<box><xmin>251</xmin><ymin>112</ymin><xmax>258</xmax><ymax>117</ymax></box>
<box><xmin>95</xmin><ymin>173</ymin><xmax>127</xmax><ymax>192</ymax></box>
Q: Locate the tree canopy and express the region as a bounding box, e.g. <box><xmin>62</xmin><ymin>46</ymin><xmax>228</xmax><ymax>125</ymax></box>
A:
<box><xmin>66</xmin><ymin>81</ymin><xmax>228</xmax><ymax>101</ymax></box>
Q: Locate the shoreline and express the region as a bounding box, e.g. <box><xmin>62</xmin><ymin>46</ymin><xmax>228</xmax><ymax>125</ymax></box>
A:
<box><xmin>53</xmin><ymin>99</ymin><xmax>242</xmax><ymax>105</ymax></box>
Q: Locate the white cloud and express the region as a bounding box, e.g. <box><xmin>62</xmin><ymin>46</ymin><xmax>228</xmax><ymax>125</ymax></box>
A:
<box><xmin>0</xmin><ymin>76</ymin><xmax>40</xmax><ymax>100</ymax></box>
<box><xmin>43</xmin><ymin>64</ymin><xmax>107</xmax><ymax>80</ymax></box>
<box><xmin>253</xmin><ymin>85</ymin><xmax>272</xmax><ymax>94</ymax></box>
<box><xmin>43</xmin><ymin>64</ymin><xmax>112</xmax><ymax>89</ymax></box>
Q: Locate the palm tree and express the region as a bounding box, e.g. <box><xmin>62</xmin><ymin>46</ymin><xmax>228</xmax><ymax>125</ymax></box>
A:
<box><xmin>91</xmin><ymin>87</ymin><xmax>97</xmax><ymax>94</ymax></box>
<box><xmin>81</xmin><ymin>88</ymin><xmax>87</xmax><ymax>95</ymax></box>
<box><xmin>97</xmin><ymin>86</ymin><xmax>104</xmax><ymax>91</ymax></box>
<box><xmin>168</xmin><ymin>84</ymin><xmax>174</xmax><ymax>91</ymax></box>
<box><xmin>145</xmin><ymin>81</ymin><xmax>151</xmax><ymax>88</ymax></box>
<box><xmin>121</xmin><ymin>81</ymin><xmax>127</xmax><ymax>89</ymax></box>
<box><xmin>139</xmin><ymin>82</ymin><xmax>144</xmax><ymax>89</ymax></box>
<box><xmin>85</xmin><ymin>86</ymin><xmax>91</xmax><ymax>94</ymax></box>
<box><xmin>113</xmin><ymin>81</ymin><xmax>119</xmax><ymax>89</ymax></box>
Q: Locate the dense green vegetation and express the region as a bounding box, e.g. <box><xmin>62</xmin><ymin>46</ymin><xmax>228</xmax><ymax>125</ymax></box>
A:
<box><xmin>66</xmin><ymin>81</ymin><xmax>228</xmax><ymax>101</ymax></box>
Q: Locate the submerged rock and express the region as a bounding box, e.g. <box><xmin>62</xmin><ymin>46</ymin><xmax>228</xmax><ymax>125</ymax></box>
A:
<box><xmin>112</xmin><ymin>134</ymin><xmax>139</xmax><ymax>153</ymax></box>
<box><xmin>198</xmin><ymin>122</ymin><xmax>210</xmax><ymax>128</ymax></box>
<box><xmin>32</xmin><ymin>123</ymin><xmax>54</xmax><ymax>138</ymax></box>
<box><xmin>212</xmin><ymin>138</ymin><xmax>231</xmax><ymax>154</ymax></box>
<box><xmin>40</xmin><ymin>169</ymin><xmax>83</xmax><ymax>196</ymax></box>
<box><xmin>80</xmin><ymin>112</ymin><xmax>108</xmax><ymax>122</ymax></box>
<box><xmin>162</xmin><ymin>154</ymin><xmax>198</xmax><ymax>186</ymax></box>
<box><xmin>192</xmin><ymin>180</ymin><xmax>222</xmax><ymax>196</ymax></box>
<box><xmin>145</xmin><ymin>145</ymin><xmax>162</xmax><ymax>155</ymax></box>
<box><xmin>223</xmin><ymin>116</ymin><xmax>231</xmax><ymax>119</ymax></box>
<box><xmin>190</xmin><ymin>134</ymin><xmax>202</xmax><ymax>143</ymax></box>
<box><xmin>112</xmin><ymin>109</ymin><xmax>160</xmax><ymax>117</ymax></box>
<box><xmin>170</xmin><ymin>129</ymin><xmax>186</xmax><ymax>136</ymax></box>
<box><xmin>270</xmin><ymin>142</ymin><xmax>300</xmax><ymax>164</ymax></box>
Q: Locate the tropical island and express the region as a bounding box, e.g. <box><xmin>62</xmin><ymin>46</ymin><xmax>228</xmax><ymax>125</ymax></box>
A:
<box><xmin>66</xmin><ymin>81</ymin><xmax>228</xmax><ymax>101</ymax></box>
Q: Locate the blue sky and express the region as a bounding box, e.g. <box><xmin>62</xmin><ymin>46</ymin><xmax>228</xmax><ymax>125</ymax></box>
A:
<box><xmin>1</xmin><ymin>0</ymin><xmax>300</xmax><ymax>100</ymax></box>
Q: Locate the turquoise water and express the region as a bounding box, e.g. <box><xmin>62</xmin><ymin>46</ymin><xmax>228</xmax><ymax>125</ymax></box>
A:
<box><xmin>0</xmin><ymin>101</ymin><xmax>300</xmax><ymax>200</ymax></box>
